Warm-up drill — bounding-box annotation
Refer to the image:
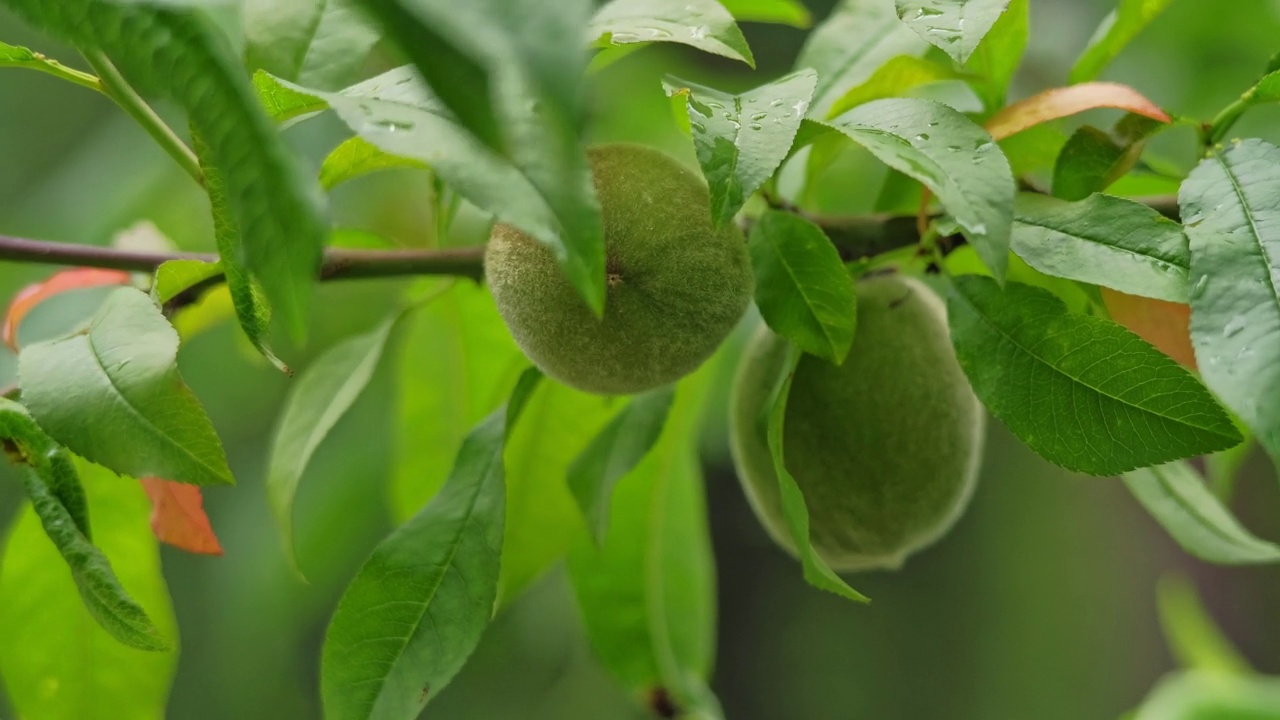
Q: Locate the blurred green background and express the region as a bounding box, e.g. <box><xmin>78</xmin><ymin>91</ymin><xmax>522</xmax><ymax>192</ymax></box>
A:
<box><xmin>3</xmin><ymin>1</ymin><xmax>1280</xmax><ymax>718</ymax></box>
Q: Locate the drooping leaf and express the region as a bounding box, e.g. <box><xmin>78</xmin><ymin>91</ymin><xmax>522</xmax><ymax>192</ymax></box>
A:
<box><xmin>947</xmin><ymin>275</ymin><xmax>1241</xmax><ymax>475</ymax></box>
<box><xmin>268</xmin><ymin>313</ymin><xmax>400</xmax><ymax>573</ymax></box>
<box><xmin>590</xmin><ymin>0</ymin><xmax>755</xmax><ymax>67</ymax></box>
<box><xmin>747</xmin><ymin>210</ymin><xmax>857</xmax><ymax>364</ymax></box>
<box><xmin>0</xmin><ymin>457</ymin><xmax>177</xmax><ymax>719</ymax></box>
<box><xmin>984</xmin><ymin>82</ymin><xmax>1169</xmax><ymax>141</ymax></box>
<box><xmin>1011</xmin><ymin>193</ymin><xmax>1190</xmax><ymax>303</ymax></box>
<box><xmin>664</xmin><ymin>70</ymin><xmax>816</xmax><ymax>227</ymax></box>
<box><xmin>3</xmin><ymin>268</ymin><xmax>131</xmax><ymax>352</ymax></box>
<box><xmin>568</xmin><ymin>367</ymin><xmax>722</xmax><ymax>717</ymax></box>
<box><xmin>1157</xmin><ymin>575</ymin><xmax>1253</xmax><ymax>675</ymax></box>
<box><xmin>1132</xmin><ymin>672</ymin><xmax>1280</xmax><ymax>719</ymax></box>
<box><xmin>139</xmin><ymin>477</ymin><xmax>223</xmax><ymax>556</ymax></box>
<box><xmin>718</xmin><ymin>0</ymin><xmax>811</xmax><ymax>27</ymax></box>
<box><xmin>320</xmin><ymin>136</ymin><xmax>429</xmax><ymax>191</ymax></box>
<box><xmin>795</xmin><ymin>0</ymin><xmax>926</xmax><ymax>117</ymax></box>
<box><xmin>321</xmin><ymin>369</ymin><xmax>541</xmax><ymax>720</ymax></box>
<box><xmin>0</xmin><ymin>0</ymin><xmax>329</xmax><ymax>338</ymax></box>
<box><xmin>1180</xmin><ymin>139</ymin><xmax>1280</xmax><ymax>470</ymax></box>
<box><xmin>965</xmin><ymin>0</ymin><xmax>1027</xmax><ymax>111</ymax></box>
<box><xmin>355</xmin><ymin>0</ymin><xmax>607</xmax><ymax>315</ymax></box>
<box><xmin>567</xmin><ymin>386</ymin><xmax>676</xmax><ymax>545</ymax></box>
<box><xmin>894</xmin><ymin>0</ymin><xmax>1012</xmax><ymax>64</ymax></box>
<box><xmin>826</xmin><ymin>98</ymin><xmax>1015</xmax><ymax>282</ymax></box>
<box><xmin>825</xmin><ymin>54</ymin><xmax>961</xmax><ymax>119</ymax></box>
<box><xmin>244</xmin><ymin>0</ymin><xmax>380</xmax><ymax>91</ymax></box>
<box><xmin>1124</xmin><ymin>461</ymin><xmax>1280</xmax><ymax>564</ymax></box>
<box><xmin>1070</xmin><ymin>0</ymin><xmax>1175</xmax><ymax>84</ymax></box>
<box><xmin>19</xmin><ymin>287</ymin><xmax>234</xmax><ymax>487</ymax></box>
<box><xmin>151</xmin><ymin>259</ymin><xmax>222</xmax><ymax>306</ymax></box>
<box><xmin>765</xmin><ymin>344</ymin><xmax>869</xmax><ymax>602</ymax></box>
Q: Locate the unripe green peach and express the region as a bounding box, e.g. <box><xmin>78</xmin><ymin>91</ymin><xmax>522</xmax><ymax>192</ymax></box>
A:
<box><xmin>485</xmin><ymin>143</ymin><xmax>753</xmax><ymax>395</ymax></box>
<box><xmin>730</xmin><ymin>273</ymin><xmax>985</xmax><ymax>572</ymax></box>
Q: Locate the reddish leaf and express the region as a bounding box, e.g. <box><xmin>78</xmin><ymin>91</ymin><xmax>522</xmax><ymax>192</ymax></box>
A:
<box><xmin>4</xmin><ymin>268</ymin><xmax>131</xmax><ymax>352</ymax></box>
<box><xmin>140</xmin><ymin>477</ymin><xmax>223</xmax><ymax>556</ymax></box>
<box><xmin>1101</xmin><ymin>288</ymin><xmax>1197</xmax><ymax>370</ymax></box>
<box><xmin>985</xmin><ymin>82</ymin><xmax>1170</xmax><ymax>141</ymax></box>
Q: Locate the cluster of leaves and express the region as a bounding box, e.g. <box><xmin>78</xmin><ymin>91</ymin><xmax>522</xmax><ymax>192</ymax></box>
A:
<box><xmin>2</xmin><ymin>0</ymin><xmax>1280</xmax><ymax>718</ymax></box>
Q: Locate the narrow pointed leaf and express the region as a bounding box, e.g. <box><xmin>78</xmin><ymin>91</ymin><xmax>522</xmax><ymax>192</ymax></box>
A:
<box><xmin>590</xmin><ymin>0</ymin><xmax>755</xmax><ymax>66</ymax></box>
<box><xmin>948</xmin><ymin>276</ymin><xmax>1241</xmax><ymax>475</ymax></box>
<box><xmin>568</xmin><ymin>386</ymin><xmax>676</xmax><ymax>545</ymax></box>
<box><xmin>1180</xmin><ymin>139</ymin><xmax>1280</xmax><ymax>470</ymax></box>
<box><xmin>748</xmin><ymin>210</ymin><xmax>857</xmax><ymax>364</ymax></box>
<box><xmin>894</xmin><ymin>0</ymin><xmax>1012</xmax><ymax>64</ymax></box>
<box><xmin>1124</xmin><ymin>461</ymin><xmax>1280</xmax><ymax>564</ymax></box>
<box><xmin>4</xmin><ymin>268</ymin><xmax>131</xmax><ymax>352</ymax></box>
<box><xmin>1070</xmin><ymin>0</ymin><xmax>1175</xmax><ymax>84</ymax></box>
<box><xmin>139</xmin><ymin>477</ymin><xmax>223</xmax><ymax>556</ymax></box>
<box><xmin>984</xmin><ymin>82</ymin><xmax>1169</xmax><ymax>141</ymax></box>
<box><xmin>19</xmin><ymin>288</ymin><xmax>233</xmax><ymax>487</ymax></box>
<box><xmin>796</xmin><ymin>0</ymin><xmax>925</xmax><ymax>117</ymax></box>
<box><xmin>244</xmin><ymin>0</ymin><xmax>380</xmax><ymax>91</ymax></box>
<box><xmin>828</xmin><ymin>99</ymin><xmax>1015</xmax><ymax>282</ymax></box>
<box><xmin>664</xmin><ymin>70</ymin><xmax>816</xmax><ymax>227</ymax></box>
<box><xmin>965</xmin><ymin>0</ymin><xmax>1027</xmax><ymax>110</ymax></box>
<box><xmin>1011</xmin><ymin>193</ymin><xmax>1190</xmax><ymax>303</ymax></box>
<box><xmin>321</xmin><ymin>369</ymin><xmax>541</xmax><ymax>720</ymax></box>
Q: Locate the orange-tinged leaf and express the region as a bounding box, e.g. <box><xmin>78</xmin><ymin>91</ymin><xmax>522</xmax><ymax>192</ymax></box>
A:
<box><xmin>1101</xmin><ymin>287</ymin><xmax>1196</xmax><ymax>370</ymax></box>
<box><xmin>139</xmin><ymin>477</ymin><xmax>223</xmax><ymax>556</ymax></box>
<box><xmin>985</xmin><ymin>82</ymin><xmax>1170</xmax><ymax>141</ymax></box>
<box><xmin>4</xmin><ymin>268</ymin><xmax>131</xmax><ymax>352</ymax></box>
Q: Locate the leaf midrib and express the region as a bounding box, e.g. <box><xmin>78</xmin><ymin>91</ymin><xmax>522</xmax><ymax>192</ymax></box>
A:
<box><xmin>1150</xmin><ymin>465</ymin><xmax>1280</xmax><ymax>559</ymax></box>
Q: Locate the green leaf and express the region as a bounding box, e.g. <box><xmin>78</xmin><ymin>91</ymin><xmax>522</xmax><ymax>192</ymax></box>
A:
<box><xmin>664</xmin><ymin>70</ymin><xmax>817</xmax><ymax>227</ymax></box>
<box><xmin>717</xmin><ymin>0</ymin><xmax>811</xmax><ymax>27</ymax></box>
<box><xmin>590</xmin><ymin>0</ymin><xmax>755</xmax><ymax>67</ymax></box>
<box><xmin>320</xmin><ymin>136</ymin><xmax>429</xmax><ymax>191</ymax></box>
<box><xmin>894</xmin><ymin>0</ymin><xmax>1012</xmax><ymax>64</ymax></box>
<box><xmin>765</xmin><ymin>344</ymin><xmax>869</xmax><ymax>602</ymax></box>
<box><xmin>356</xmin><ymin>0</ymin><xmax>607</xmax><ymax>315</ymax></box>
<box><xmin>1011</xmin><ymin>192</ymin><xmax>1190</xmax><ymax>303</ymax></box>
<box><xmin>826</xmin><ymin>98</ymin><xmax>1015</xmax><ymax>282</ymax></box>
<box><xmin>1052</xmin><ymin>116</ymin><xmax>1161</xmax><ymax>201</ymax></box>
<box><xmin>268</xmin><ymin>314</ymin><xmax>401</xmax><ymax>574</ymax></box>
<box><xmin>1180</xmin><ymin>139</ymin><xmax>1280</xmax><ymax>472</ymax></box>
<box><xmin>965</xmin><ymin>0</ymin><xmax>1027</xmax><ymax>110</ymax></box>
<box><xmin>826</xmin><ymin>55</ymin><xmax>962</xmax><ymax>119</ymax></box>
<box><xmin>1133</xmin><ymin>672</ymin><xmax>1280</xmax><ymax>719</ymax></box>
<box><xmin>567</xmin><ymin>386</ymin><xmax>676</xmax><ymax>545</ymax></box>
<box><xmin>263</xmin><ymin>69</ymin><xmax>605</xmax><ymax>314</ymax></box>
<box><xmin>244</xmin><ymin>0</ymin><xmax>380</xmax><ymax>91</ymax></box>
<box><xmin>1157</xmin><ymin>575</ymin><xmax>1252</xmax><ymax>675</ymax></box>
<box><xmin>748</xmin><ymin>210</ymin><xmax>857</xmax><ymax>364</ymax></box>
<box><xmin>19</xmin><ymin>287</ymin><xmax>234</xmax><ymax>487</ymax></box>
<box><xmin>1124</xmin><ymin>461</ymin><xmax>1280</xmax><ymax>564</ymax></box>
<box><xmin>322</xmin><ymin>368</ymin><xmax>541</xmax><ymax>720</ymax></box>
<box><xmin>192</xmin><ymin>131</ymin><xmax>289</xmax><ymax>373</ymax></box>
<box><xmin>150</xmin><ymin>258</ymin><xmax>223</xmax><ymax>306</ymax></box>
<box><xmin>0</xmin><ymin>456</ymin><xmax>177</xmax><ymax>720</ymax></box>
<box><xmin>795</xmin><ymin>0</ymin><xmax>925</xmax><ymax>117</ymax></box>
<box><xmin>568</xmin><ymin>368</ymin><xmax>721</xmax><ymax>716</ymax></box>
<box><xmin>0</xmin><ymin>39</ymin><xmax>101</xmax><ymax>90</ymax></box>
<box><xmin>0</xmin><ymin>0</ymin><xmax>329</xmax><ymax>338</ymax></box>
<box><xmin>254</xmin><ymin>69</ymin><xmax>330</xmax><ymax>122</ymax></box>
<box><xmin>1069</xmin><ymin>0</ymin><xmax>1175</xmax><ymax>84</ymax></box>
<box><xmin>948</xmin><ymin>276</ymin><xmax>1241</xmax><ymax>475</ymax></box>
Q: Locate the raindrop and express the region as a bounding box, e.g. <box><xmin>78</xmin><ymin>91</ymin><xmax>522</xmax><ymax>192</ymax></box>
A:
<box><xmin>750</xmin><ymin>112</ymin><xmax>768</xmax><ymax>121</ymax></box>
<box><xmin>690</xmin><ymin>25</ymin><xmax>709</xmax><ymax>40</ymax></box>
<box><xmin>1223</xmin><ymin>314</ymin><xmax>1248</xmax><ymax>338</ymax></box>
<box><xmin>1190</xmin><ymin>274</ymin><xmax>1210</xmax><ymax>299</ymax></box>
<box><xmin>915</xmin><ymin>133</ymin><xmax>930</xmax><ymax>141</ymax></box>
<box><xmin>749</xmin><ymin>123</ymin><xmax>763</xmax><ymax>131</ymax></box>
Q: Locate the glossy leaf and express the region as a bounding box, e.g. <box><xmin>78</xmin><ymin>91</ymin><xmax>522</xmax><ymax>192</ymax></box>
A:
<box><xmin>590</xmin><ymin>0</ymin><xmax>755</xmax><ymax>67</ymax></box>
<box><xmin>1180</xmin><ymin>139</ymin><xmax>1280</xmax><ymax>469</ymax></box>
<box><xmin>984</xmin><ymin>82</ymin><xmax>1169</xmax><ymax>141</ymax></box>
<box><xmin>1011</xmin><ymin>193</ymin><xmax>1190</xmax><ymax>303</ymax></box>
<box><xmin>19</xmin><ymin>287</ymin><xmax>234</xmax><ymax>487</ymax></box>
<box><xmin>244</xmin><ymin>0</ymin><xmax>380</xmax><ymax>91</ymax></box>
<box><xmin>139</xmin><ymin>477</ymin><xmax>223</xmax><ymax>556</ymax></box>
<box><xmin>796</xmin><ymin>0</ymin><xmax>925</xmax><ymax>116</ymax></box>
<box><xmin>321</xmin><ymin>369</ymin><xmax>540</xmax><ymax>720</ymax></box>
<box><xmin>1124</xmin><ymin>461</ymin><xmax>1280</xmax><ymax>564</ymax></box>
<box><xmin>320</xmin><ymin>136</ymin><xmax>428</xmax><ymax>191</ymax></box>
<box><xmin>718</xmin><ymin>0</ymin><xmax>810</xmax><ymax>27</ymax></box>
<box><xmin>0</xmin><ymin>457</ymin><xmax>177</xmax><ymax>719</ymax></box>
<box><xmin>748</xmin><ymin>210</ymin><xmax>856</xmax><ymax>364</ymax></box>
<box><xmin>1070</xmin><ymin>0</ymin><xmax>1175</xmax><ymax>84</ymax></box>
<box><xmin>948</xmin><ymin>276</ymin><xmax>1241</xmax><ymax>475</ymax></box>
<box><xmin>965</xmin><ymin>0</ymin><xmax>1027</xmax><ymax>110</ymax></box>
<box><xmin>828</xmin><ymin>98</ymin><xmax>1015</xmax><ymax>282</ymax></box>
<box><xmin>268</xmin><ymin>314</ymin><xmax>400</xmax><ymax>573</ymax></box>
<box><xmin>3</xmin><ymin>268</ymin><xmax>131</xmax><ymax>352</ymax></box>
<box><xmin>567</xmin><ymin>386</ymin><xmax>676</xmax><ymax>545</ymax></box>
<box><xmin>664</xmin><ymin>70</ymin><xmax>816</xmax><ymax>226</ymax></box>
<box><xmin>356</xmin><ymin>0</ymin><xmax>607</xmax><ymax>315</ymax></box>
<box><xmin>894</xmin><ymin>0</ymin><xmax>1012</xmax><ymax>64</ymax></box>
<box><xmin>568</xmin><ymin>368</ymin><xmax>721</xmax><ymax>715</ymax></box>
<box><xmin>151</xmin><ymin>259</ymin><xmax>222</xmax><ymax>306</ymax></box>
<box><xmin>1157</xmin><ymin>575</ymin><xmax>1252</xmax><ymax>675</ymax></box>
<box><xmin>766</xmin><ymin>345</ymin><xmax>869</xmax><ymax>602</ymax></box>
<box><xmin>826</xmin><ymin>55</ymin><xmax>960</xmax><ymax>119</ymax></box>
